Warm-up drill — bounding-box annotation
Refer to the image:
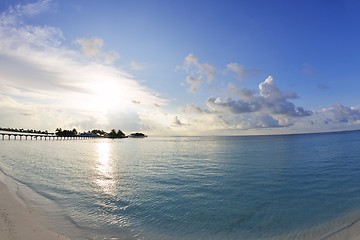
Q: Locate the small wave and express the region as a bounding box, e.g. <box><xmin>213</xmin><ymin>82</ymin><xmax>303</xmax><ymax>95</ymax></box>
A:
<box><xmin>318</xmin><ymin>213</ymin><xmax>360</xmax><ymax>240</ymax></box>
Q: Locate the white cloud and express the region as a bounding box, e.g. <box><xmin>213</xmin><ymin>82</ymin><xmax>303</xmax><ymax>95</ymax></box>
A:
<box><xmin>332</xmin><ymin>103</ymin><xmax>360</xmax><ymax>122</ymax></box>
<box><xmin>143</xmin><ymin>76</ymin><xmax>358</xmax><ymax>135</ymax></box>
<box><xmin>139</xmin><ymin>94</ymin><xmax>360</xmax><ymax>136</ymax></box>
<box><xmin>0</xmin><ymin>0</ymin><xmax>50</xmax><ymax>25</ymax></box>
<box><xmin>185</xmin><ymin>53</ymin><xmax>198</xmax><ymax>65</ymax></box>
<box><xmin>200</xmin><ymin>63</ymin><xmax>216</xmax><ymax>83</ymax></box>
<box><xmin>186</xmin><ymin>76</ymin><xmax>203</xmax><ymax>93</ymax></box>
<box><xmin>259</xmin><ymin>76</ymin><xmax>308</xmax><ymax>117</ymax></box>
<box><xmin>226</xmin><ymin>63</ymin><xmax>246</xmax><ymax>81</ymax></box>
<box><xmin>284</xmin><ymin>105</ymin><xmax>360</xmax><ymax>134</ymax></box>
<box><xmin>0</xmin><ymin>93</ymin><xmax>81</xmax><ymax>131</ymax></box>
<box><xmin>173</xmin><ymin>116</ymin><xmax>187</xmax><ymax>126</ymax></box>
<box><xmin>207</xmin><ymin>97</ymin><xmax>261</xmax><ymax>114</ymax></box>
<box><xmin>228</xmin><ymin>83</ymin><xmax>255</xmax><ymax>99</ymax></box>
<box><xmin>259</xmin><ymin>76</ymin><xmax>298</xmax><ymax>100</ymax></box>
<box><xmin>182</xmin><ymin>103</ymin><xmax>206</xmax><ymax>114</ymax></box>
<box><xmin>74</xmin><ymin>37</ymin><xmax>119</xmax><ymax>64</ymax></box>
<box><xmin>180</xmin><ymin>53</ymin><xmax>216</xmax><ymax>92</ymax></box>
<box><xmin>0</xmin><ymin>1</ymin><xmax>167</xmax><ymax>132</ymax></box>
<box><xmin>166</xmin><ymin>76</ymin><xmax>315</xmax><ymax>134</ymax></box>
<box><xmin>225</xmin><ymin>62</ymin><xmax>260</xmax><ymax>81</ymax></box>
<box><xmin>207</xmin><ymin>76</ymin><xmax>311</xmax><ymax>118</ymax></box>
<box><xmin>180</xmin><ymin>55</ymin><xmax>260</xmax><ymax>93</ymax></box>
<box><xmin>75</xmin><ymin>37</ymin><xmax>103</xmax><ymax>57</ymax></box>
<box><xmin>130</xmin><ymin>61</ymin><xmax>144</xmax><ymax>70</ymax></box>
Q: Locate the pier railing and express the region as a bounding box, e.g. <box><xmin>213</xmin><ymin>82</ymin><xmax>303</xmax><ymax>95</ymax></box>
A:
<box><xmin>0</xmin><ymin>132</ymin><xmax>101</xmax><ymax>140</ymax></box>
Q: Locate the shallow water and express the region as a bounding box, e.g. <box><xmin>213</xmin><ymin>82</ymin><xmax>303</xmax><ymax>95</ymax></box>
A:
<box><xmin>1</xmin><ymin>131</ymin><xmax>360</xmax><ymax>239</ymax></box>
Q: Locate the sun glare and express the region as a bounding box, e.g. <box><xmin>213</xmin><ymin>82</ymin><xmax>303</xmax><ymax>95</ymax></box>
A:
<box><xmin>90</xmin><ymin>80</ymin><xmax>121</xmax><ymax>112</ymax></box>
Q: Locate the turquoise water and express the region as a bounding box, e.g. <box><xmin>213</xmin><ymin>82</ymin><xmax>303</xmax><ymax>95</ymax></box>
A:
<box><xmin>1</xmin><ymin>131</ymin><xmax>360</xmax><ymax>239</ymax></box>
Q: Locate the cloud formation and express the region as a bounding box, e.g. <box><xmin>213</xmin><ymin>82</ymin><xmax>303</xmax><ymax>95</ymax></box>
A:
<box><xmin>74</xmin><ymin>37</ymin><xmax>119</xmax><ymax>64</ymax></box>
<box><xmin>180</xmin><ymin>53</ymin><xmax>216</xmax><ymax>92</ymax></box>
<box><xmin>207</xmin><ymin>76</ymin><xmax>312</xmax><ymax>118</ymax></box>
<box><xmin>226</xmin><ymin>63</ymin><xmax>246</xmax><ymax>80</ymax></box>
<box><xmin>143</xmin><ymin>78</ymin><xmax>360</xmax><ymax>135</ymax></box>
<box><xmin>207</xmin><ymin>97</ymin><xmax>260</xmax><ymax>114</ymax></box>
<box><xmin>0</xmin><ymin>1</ymin><xmax>166</xmax><ymax>131</ymax></box>
<box><xmin>225</xmin><ymin>62</ymin><xmax>260</xmax><ymax>82</ymax></box>
<box><xmin>185</xmin><ymin>76</ymin><xmax>203</xmax><ymax>93</ymax></box>
<box><xmin>130</xmin><ymin>61</ymin><xmax>144</xmax><ymax>71</ymax></box>
<box><xmin>226</xmin><ymin>63</ymin><xmax>254</xmax><ymax>81</ymax></box>
<box><xmin>332</xmin><ymin>103</ymin><xmax>360</xmax><ymax>122</ymax></box>
<box><xmin>168</xmin><ymin>76</ymin><xmax>318</xmax><ymax>134</ymax></box>
<box><xmin>0</xmin><ymin>0</ymin><xmax>50</xmax><ymax>25</ymax></box>
<box><xmin>180</xmin><ymin>55</ymin><xmax>259</xmax><ymax>93</ymax></box>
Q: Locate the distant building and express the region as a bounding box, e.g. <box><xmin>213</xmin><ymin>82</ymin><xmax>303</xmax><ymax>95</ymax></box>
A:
<box><xmin>128</xmin><ymin>132</ymin><xmax>147</xmax><ymax>138</ymax></box>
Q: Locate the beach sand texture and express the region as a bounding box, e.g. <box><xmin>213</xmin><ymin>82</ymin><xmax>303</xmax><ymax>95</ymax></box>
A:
<box><xmin>0</xmin><ymin>178</ymin><xmax>69</xmax><ymax>240</ymax></box>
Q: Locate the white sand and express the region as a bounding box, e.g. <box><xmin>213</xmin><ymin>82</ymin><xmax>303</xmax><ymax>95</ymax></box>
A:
<box><xmin>0</xmin><ymin>176</ymin><xmax>69</xmax><ymax>240</ymax></box>
<box><xmin>321</xmin><ymin>221</ymin><xmax>360</xmax><ymax>240</ymax></box>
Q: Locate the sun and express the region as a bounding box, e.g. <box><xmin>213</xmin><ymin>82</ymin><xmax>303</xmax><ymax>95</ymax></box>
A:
<box><xmin>89</xmin><ymin>79</ymin><xmax>125</xmax><ymax>112</ymax></box>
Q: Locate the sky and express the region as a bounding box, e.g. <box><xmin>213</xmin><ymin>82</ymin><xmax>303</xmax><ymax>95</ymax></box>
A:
<box><xmin>1</xmin><ymin>0</ymin><xmax>360</xmax><ymax>136</ymax></box>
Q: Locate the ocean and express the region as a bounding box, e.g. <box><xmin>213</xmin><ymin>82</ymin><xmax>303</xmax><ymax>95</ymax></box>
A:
<box><xmin>1</xmin><ymin>131</ymin><xmax>360</xmax><ymax>239</ymax></box>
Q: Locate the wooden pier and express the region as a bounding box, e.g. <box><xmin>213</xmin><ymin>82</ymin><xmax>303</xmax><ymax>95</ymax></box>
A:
<box><xmin>0</xmin><ymin>132</ymin><xmax>100</xmax><ymax>140</ymax></box>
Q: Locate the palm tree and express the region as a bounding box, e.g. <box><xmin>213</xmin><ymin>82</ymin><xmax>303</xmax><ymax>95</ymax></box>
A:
<box><xmin>55</xmin><ymin>128</ymin><xmax>62</xmax><ymax>136</ymax></box>
<box><xmin>117</xmin><ymin>130</ymin><xmax>125</xmax><ymax>137</ymax></box>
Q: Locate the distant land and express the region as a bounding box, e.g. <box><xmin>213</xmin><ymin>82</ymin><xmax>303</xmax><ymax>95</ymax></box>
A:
<box><xmin>0</xmin><ymin>127</ymin><xmax>147</xmax><ymax>139</ymax></box>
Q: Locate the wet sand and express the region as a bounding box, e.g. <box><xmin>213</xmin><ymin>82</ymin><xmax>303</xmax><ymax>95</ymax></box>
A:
<box><xmin>0</xmin><ymin>174</ymin><xmax>69</xmax><ymax>240</ymax></box>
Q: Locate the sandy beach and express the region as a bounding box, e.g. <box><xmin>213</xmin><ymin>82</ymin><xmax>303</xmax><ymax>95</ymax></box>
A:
<box><xmin>321</xmin><ymin>221</ymin><xmax>360</xmax><ymax>240</ymax></box>
<box><xmin>0</xmin><ymin>174</ymin><xmax>69</xmax><ymax>240</ymax></box>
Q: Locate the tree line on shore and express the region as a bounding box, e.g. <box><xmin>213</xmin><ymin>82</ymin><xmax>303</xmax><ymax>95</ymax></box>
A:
<box><xmin>55</xmin><ymin>128</ymin><xmax>145</xmax><ymax>138</ymax></box>
<box><xmin>0</xmin><ymin>127</ymin><xmax>50</xmax><ymax>134</ymax></box>
<box><xmin>1</xmin><ymin>126</ymin><xmax>147</xmax><ymax>138</ymax></box>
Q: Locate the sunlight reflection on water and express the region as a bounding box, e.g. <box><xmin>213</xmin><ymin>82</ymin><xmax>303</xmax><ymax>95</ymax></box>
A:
<box><xmin>95</xmin><ymin>142</ymin><xmax>115</xmax><ymax>196</ymax></box>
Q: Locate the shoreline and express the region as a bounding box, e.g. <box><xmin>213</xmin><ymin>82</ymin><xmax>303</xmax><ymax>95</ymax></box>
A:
<box><xmin>2</xmin><ymin>170</ymin><xmax>360</xmax><ymax>240</ymax></box>
<box><xmin>274</xmin><ymin>210</ymin><xmax>360</xmax><ymax>240</ymax></box>
<box><xmin>2</xmin><ymin>169</ymin><xmax>360</xmax><ymax>240</ymax></box>
<box><xmin>319</xmin><ymin>215</ymin><xmax>360</xmax><ymax>240</ymax></box>
<box><xmin>0</xmin><ymin>170</ymin><xmax>70</xmax><ymax>240</ymax></box>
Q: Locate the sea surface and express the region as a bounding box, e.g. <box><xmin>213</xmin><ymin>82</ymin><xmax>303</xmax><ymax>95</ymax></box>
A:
<box><xmin>1</xmin><ymin>131</ymin><xmax>360</xmax><ymax>239</ymax></box>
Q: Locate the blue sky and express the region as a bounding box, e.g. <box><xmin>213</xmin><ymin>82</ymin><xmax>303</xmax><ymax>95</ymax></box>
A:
<box><xmin>1</xmin><ymin>0</ymin><xmax>360</xmax><ymax>135</ymax></box>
